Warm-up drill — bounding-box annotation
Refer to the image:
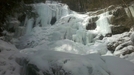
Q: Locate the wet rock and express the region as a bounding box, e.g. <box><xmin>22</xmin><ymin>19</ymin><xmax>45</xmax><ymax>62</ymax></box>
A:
<box><xmin>8</xmin><ymin>18</ymin><xmax>20</xmax><ymax>32</ymax></box>
<box><xmin>107</xmin><ymin>42</ymin><xmax>118</xmax><ymax>53</ymax></box>
<box><xmin>123</xmin><ymin>49</ymin><xmax>134</xmax><ymax>56</ymax></box>
<box><xmin>99</xmin><ymin>34</ymin><xmax>104</xmax><ymax>40</ymax></box>
<box><xmin>86</xmin><ymin>23</ymin><xmax>96</xmax><ymax>30</ymax></box>
<box><xmin>111</xmin><ymin>25</ymin><xmax>130</xmax><ymax>34</ymax></box>
<box><xmin>51</xmin><ymin>17</ymin><xmax>57</xmax><ymax>25</ymax></box>
<box><xmin>87</xmin><ymin>16</ymin><xmax>98</xmax><ymax>30</ymax></box>
<box><xmin>27</xmin><ymin>64</ymin><xmax>39</xmax><ymax>75</ymax></box>
<box><xmin>18</xmin><ymin>14</ymin><xmax>26</xmax><ymax>23</ymax></box>
<box><xmin>88</xmin><ymin>9</ymin><xmax>105</xmax><ymax>16</ymax></box>
<box><xmin>110</xmin><ymin>7</ymin><xmax>133</xmax><ymax>34</ymax></box>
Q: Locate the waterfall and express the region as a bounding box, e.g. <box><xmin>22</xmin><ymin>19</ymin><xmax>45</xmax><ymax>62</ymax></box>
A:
<box><xmin>16</xmin><ymin>2</ymin><xmax>113</xmax><ymax>49</ymax></box>
<box><xmin>96</xmin><ymin>12</ymin><xmax>112</xmax><ymax>36</ymax></box>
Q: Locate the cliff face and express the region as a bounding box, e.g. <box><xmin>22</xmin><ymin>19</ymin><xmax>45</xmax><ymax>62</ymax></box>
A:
<box><xmin>53</xmin><ymin>0</ymin><xmax>134</xmax><ymax>11</ymax></box>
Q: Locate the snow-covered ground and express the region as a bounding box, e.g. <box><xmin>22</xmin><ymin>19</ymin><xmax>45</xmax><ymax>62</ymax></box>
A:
<box><xmin>0</xmin><ymin>40</ymin><xmax>22</xmax><ymax>75</ymax></box>
<box><xmin>1</xmin><ymin>2</ymin><xmax>134</xmax><ymax>75</ymax></box>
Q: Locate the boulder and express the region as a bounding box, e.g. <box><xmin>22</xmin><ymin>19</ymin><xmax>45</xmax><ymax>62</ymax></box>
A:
<box><xmin>110</xmin><ymin>7</ymin><xmax>133</xmax><ymax>34</ymax></box>
<box><xmin>86</xmin><ymin>16</ymin><xmax>98</xmax><ymax>30</ymax></box>
<box><xmin>111</xmin><ymin>25</ymin><xmax>130</xmax><ymax>34</ymax></box>
<box><xmin>86</xmin><ymin>23</ymin><xmax>96</xmax><ymax>30</ymax></box>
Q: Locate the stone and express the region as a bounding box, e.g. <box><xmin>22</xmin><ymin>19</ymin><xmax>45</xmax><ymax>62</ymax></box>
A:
<box><xmin>122</xmin><ymin>50</ymin><xmax>134</xmax><ymax>55</ymax></box>
<box><xmin>107</xmin><ymin>5</ymin><xmax>116</xmax><ymax>11</ymax></box>
<box><xmin>110</xmin><ymin>7</ymin><xmax>133</xmax><ymax>34</ymax></box>
<box><xmin>51</xmin><ymin>17</ymin><xmax>57</xmax><ymax>25</ymax></box>
<box><xmin>86</xmin><ymin>23</ymin><xmax>96</xmax><ymax>30</ymax></box>
<box><xmin>111</xmin><ymin>25</ymin><xmax>130</xmax><ymax>34</ymax></box>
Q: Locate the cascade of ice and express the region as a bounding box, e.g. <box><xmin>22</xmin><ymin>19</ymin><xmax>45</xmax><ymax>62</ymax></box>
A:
<box><xmin>19</xmin><ymin>3</ymin><xmax>70</xmax><ymax>36</ymax></box>
<box><xmin>17</xmin><ymin>2</ymin><xmax>112</xmax><ymax>51</ymax></box>
<box><xmin>25</xmin><ymin>18</ymin><xmax>34</xmax><ymax>35</ymax></box>
<box><xmin>33</xmin><ymin>3</ymin><xmax>69</xmax><ymax>27</ymax></box>
<box><xmin>96</xmin><ymin>12</ymin><xmax>112</xmax><ymax>36</ymax></box>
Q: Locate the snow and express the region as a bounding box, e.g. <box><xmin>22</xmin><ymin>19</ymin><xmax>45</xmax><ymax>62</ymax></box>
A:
<box><xmin>0</xmin><ymin>40</ymin><xmax>22</xmax><ymax>75</ymax></box>
<box><xmin>20</xmin><ymin>48</ymin><xmax>134</xmax><ymax>75</ymax></box>
<box><xmin>103</xmin><ymin>56</ymin><xmax>134</xmax><ymax>75</ymax></box>
<box><xmin>124</xmin><ymin>52</ymin><xmax>134</xmax><ymax>63</ymax></box>
<box><xmin>130</xmin><ymin>31</ymin><xmax>134</xmax><ymax>43</ymax></box>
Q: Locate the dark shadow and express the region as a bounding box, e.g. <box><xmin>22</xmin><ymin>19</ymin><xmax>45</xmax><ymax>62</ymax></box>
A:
<box><xmin>51</xmin><ymin>17</ymin><xmax>56</xmax><ymax>25</ymax></box>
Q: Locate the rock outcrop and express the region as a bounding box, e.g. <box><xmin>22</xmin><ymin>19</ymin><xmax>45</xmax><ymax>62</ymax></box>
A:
<box><xmin>110</xmin><ymin>6</ymin><xmax>133</xmax><ymax>34</ymax></box>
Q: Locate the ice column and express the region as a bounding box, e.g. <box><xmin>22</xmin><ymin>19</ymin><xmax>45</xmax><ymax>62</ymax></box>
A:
<box><xmin>96</xmin><ymin>12</ymin><xmax>111</xmax><ymax>36</ymax></box>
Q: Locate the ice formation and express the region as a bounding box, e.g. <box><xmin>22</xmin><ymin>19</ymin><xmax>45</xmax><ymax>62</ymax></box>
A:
<box><xmin>17</xmin><ymin>2</ymin><xmax>112</xmax><ymax>50</ymax></box>
<box><xmin>96</xmin><ymin>12</ymin><xmax>112</xmax><ymax>36</ymax></box>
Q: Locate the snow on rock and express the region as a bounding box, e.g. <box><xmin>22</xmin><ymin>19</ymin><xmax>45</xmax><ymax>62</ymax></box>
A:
<box><xmin>124</xmin><ymin>52</ymin><xmax>134</xmax><ymax>63</ymax></box>
<box><xmin>102</xmin><ymin>31</ymin><xmax>134</xmax><ymax>58</ymax></box>
<box><xmin>0</xmin><ymin>40</ymin><xmax>22</xmax><ymax>75</ymax></box>
<box><xmin>130</xmin><ymin>31</ymin><xmax>134</xmax><ymax>43</ymax></box>
<box><xmin>20</xmin><ymin>48</ymin><xmax>134</xmax><ymax>75</ymax></box>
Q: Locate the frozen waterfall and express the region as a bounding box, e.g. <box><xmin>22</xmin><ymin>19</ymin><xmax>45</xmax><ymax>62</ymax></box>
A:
<box><xmin>96</xmin><ymin>12</ymin><xmax>112</xmax><ymax>36</ymax></box>
<box><xmin>6</xmin><ymin>2</ymin><xmax>134</xmax><ymax>75</ymax></box>
<box><xmin>17</xmin><ymin>2</ymin><xmax>112</xmax><ymax>54</ymax></box>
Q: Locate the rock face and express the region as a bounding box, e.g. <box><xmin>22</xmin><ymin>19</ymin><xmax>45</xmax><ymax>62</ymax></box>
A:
<box><xmin>110</xmin><ymin>6</ymin><xmax>133</xmax><ymax>34</ymax></box>
<box><xmin>23</xmin><ymin>0</ymin><xmax>46</xmax><ymax>4</ymax></box>
<box><xmin>86</xmin><ymin>16</ymin><xmax>98</xmax><ymax>30</ymax></box>
<box><xmin>86</xmin><ymin>23</ymin><xmax>96</xmax><ymax>30</ymax></box>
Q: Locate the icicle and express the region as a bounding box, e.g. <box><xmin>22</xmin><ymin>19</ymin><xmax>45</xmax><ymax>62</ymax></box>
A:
<box><xmin>25</xmin><ymin>18</ymin><xmax>34</xmax><ymax>35</ymax></box>
<box><xmin>96</xmin><ymin>12</ymin><xmax>111</xmax><ymax>36</ymax></box>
